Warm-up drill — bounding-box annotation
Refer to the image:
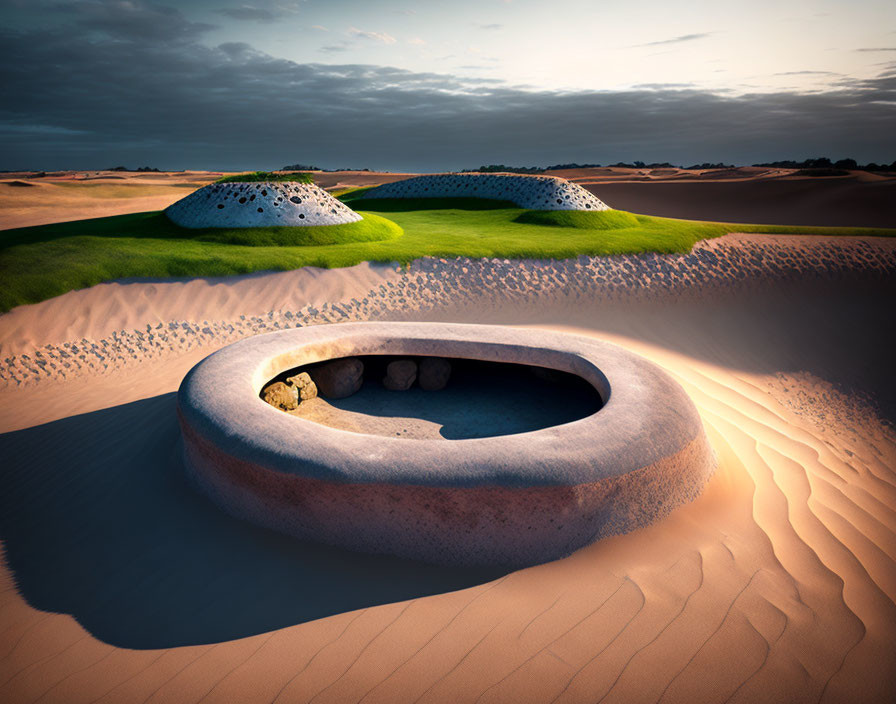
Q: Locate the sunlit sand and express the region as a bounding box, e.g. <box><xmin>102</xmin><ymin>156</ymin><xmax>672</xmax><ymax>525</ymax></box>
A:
<box><xmin>0</xmin><ymin>172</ymin><xmax>894</xmax><ymax>702</ymax></box>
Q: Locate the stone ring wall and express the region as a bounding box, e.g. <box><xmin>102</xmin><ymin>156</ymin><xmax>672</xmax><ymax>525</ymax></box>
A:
<box><xmin>177</xmin><ymin>322</ymin><xmax>715</xmax><ymax>566</ymax></box>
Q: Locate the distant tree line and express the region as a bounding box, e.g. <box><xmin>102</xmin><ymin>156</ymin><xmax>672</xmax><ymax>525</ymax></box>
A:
<box><xmin>281</xmin><ymin>163</ymin><xmax>322</xmax><ymax>171</ymax></box>
<box><xmin>464</xmin><ymin>158</ymin><xmax>894</xmax><ymax>173</ymax></box>
<box><xmin>281</xmin><ymin>163</ymin><xmax>372</xmax><ymax>172</ymax></box>
<box><xmin>463</xmin><ymin>161</ymin><xmax>735</xmax><ymax>172</ymax></box>
<box><xmin>106</xmin><ymin>166</ymin><xmax>161</xmax><ymax>172</ymax></box>
<box><xmin>682</xmin><ymin>162</ymin><xmax>735</xmax><ymax>170</ymax></box>
<box><xmin>751</xmin><ymin>157</ymin><xmax>896</xmax><ymax>172</ymax></box>
<box><xmin>69</xmin><ymin>158</ymin><xmax>895</xmax><ymax>176</ymax></box>
<box><xmin>546</xmin><ymin>162</ymin><xmax>605</xmax><ymax>170</ymax></box>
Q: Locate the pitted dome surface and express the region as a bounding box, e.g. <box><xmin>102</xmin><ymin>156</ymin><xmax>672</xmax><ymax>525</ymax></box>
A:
<box><xmin>360</xmin><ymin>173</ymin><xmax>611</xmax><ymax>211</ymax></box>
<box><xmin>165</xmin><ymin>181</ymin><xmax>362</xmax><ymax>228</ymax></box>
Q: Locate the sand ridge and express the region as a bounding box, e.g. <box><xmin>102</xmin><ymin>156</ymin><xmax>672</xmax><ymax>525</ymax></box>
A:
<box><xmin>1</xmin><ymin>234</ymin><xmax>895</xmax><ymax>702</ymax></box>
<box><xmin>1</xmin><ymin>234</ymin><xmax>893</xmax><ymax>389</ymax></box>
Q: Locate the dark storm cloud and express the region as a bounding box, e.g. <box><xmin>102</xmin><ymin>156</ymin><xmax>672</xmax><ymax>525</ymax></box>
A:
<box><xmin>218</xmin><ymin>6</ymin><xmax>277</xmax><ymax>22</ymax></box>
<box><xmin>217</xmin><ymin>1</ymin><xmax>304</xmax><ymax>22</ymax></box>
<box><xmin>55</xmin><ymin>0</ymin><xmax>215</xmax><ymax>43</ymax></box>
<box><xmin>1</xmin><ymin>3</ymin><xmax>893</xmax><ymax>171</ymax></box>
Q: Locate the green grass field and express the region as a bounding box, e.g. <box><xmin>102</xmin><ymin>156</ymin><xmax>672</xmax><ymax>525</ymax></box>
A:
<box><xmin>1</xmin><ymin>192</ymin><xmax>893</xmax><ymax>312</ymax></box>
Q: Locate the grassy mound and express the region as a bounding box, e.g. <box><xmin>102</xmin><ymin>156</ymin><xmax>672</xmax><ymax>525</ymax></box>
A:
<box><xmin>1</xmin><ymin>202</ymin><xmax>894</xmax><ymax>312</ymax></box>
<box><xmin>0</xmin><ymin>211</ymin><xmax>400</xmax><ymax>249</ymax></box>
<box><xmin>214</xmin><ymin>171</ymin><xmax>314</xmax><ymax>184</ymax></box>
<box><xmin>194</xmin><ymin>213</ymin><xmax>401</xmax><ymax>247</ymax></box>
<box><xmin>513</xmin><ymin>209</ymin><xmax>640</xmax><ymax>229</ymax></box>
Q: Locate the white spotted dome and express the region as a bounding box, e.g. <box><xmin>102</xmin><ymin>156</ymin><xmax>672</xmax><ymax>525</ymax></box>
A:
<box><xmin>166</xmin><ymin>181</ymin><xmax>362</xmax><ymax>228</ymax></box>
<box><xmin>360</xmin><ymin>173</ymin><xmax>611</xmax><ymax>211</ymax></box>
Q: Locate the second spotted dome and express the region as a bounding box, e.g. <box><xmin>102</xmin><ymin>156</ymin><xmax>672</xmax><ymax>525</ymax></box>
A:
<box><xmin>360</xmin><ymin>173</ymin><xmax>611</xmax><ymax>211</ymax></box>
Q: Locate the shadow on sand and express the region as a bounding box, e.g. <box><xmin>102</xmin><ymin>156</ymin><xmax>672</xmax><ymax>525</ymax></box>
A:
<box><xmin>0</xmin><ymin>393</ymin><xmax>507</xmax><ymax>649</ymax></box>
<box><xmin>285</xmin><ymin>358</ymin><xmax>603</xmax><ymax>440</ymax></box>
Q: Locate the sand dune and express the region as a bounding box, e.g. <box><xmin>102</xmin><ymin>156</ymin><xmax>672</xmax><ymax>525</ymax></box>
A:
<box><xmin>579</xmin><ymin>177</ymin><xmax>896</xmax><ymax>228</ymax></box>
<box><xmin>0</xmin><ymin>178</ymin><xmax>211</xmax><ymax>230</ymax></box>
<box><xmin>4</xmin><ymin>167</ymin><xmax>894</xmax><ymax>231</ymax></box>
<box><xmin>0</xmin><ymin>263</ymin><xmax>401</xmax><ymax>360</ymax></box>
<box><xmin>0</xmin><ymin>171</ymin><xmax>412</xmax><ymax>230</ymax></box>
<box><xmin>1</xmin><ymin>234</ymin><xmax>895</xmax><ymax>703</ymax></box>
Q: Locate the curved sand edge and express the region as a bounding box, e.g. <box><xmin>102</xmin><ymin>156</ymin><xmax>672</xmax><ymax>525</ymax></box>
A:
<box><xmin>1</xmin><ymin>234</ymin><xmax>895</xmax><ymax>703</ymax></box>
<box><xmin>1</xmin><ymin>233</ymin><xmax>893</xmax><ymax>382</ymax></box>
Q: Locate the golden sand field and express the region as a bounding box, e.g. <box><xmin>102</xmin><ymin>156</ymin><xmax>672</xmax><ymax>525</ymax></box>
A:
<box><xmin>1</xmin><ymin>171</ymin><xmax>894</xmax><ymax>703</ymax></box>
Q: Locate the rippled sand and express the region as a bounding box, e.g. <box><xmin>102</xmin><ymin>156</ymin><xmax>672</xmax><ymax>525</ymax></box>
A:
<box><xmin>1</xmin><ymin>233</ymin><xmax>894</xmax><ymax>703</ymax></box>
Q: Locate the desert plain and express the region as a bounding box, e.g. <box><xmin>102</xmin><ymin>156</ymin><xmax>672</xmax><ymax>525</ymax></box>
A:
<box><xmin>0</xmin><ymin>167</ymin><xmax>894</xmax><ymax>703</ymax></box>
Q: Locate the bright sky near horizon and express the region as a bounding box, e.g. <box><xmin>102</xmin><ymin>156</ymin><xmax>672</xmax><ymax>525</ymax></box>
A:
<box><xmin>1</xmin><ymin>0</ymin><xmax>894</xmax><ymax>170</ymax></box>
<box><xmin>192</xmin><ymin>0</ymin><xmax>896</xmax><ymax>94</ymax></box>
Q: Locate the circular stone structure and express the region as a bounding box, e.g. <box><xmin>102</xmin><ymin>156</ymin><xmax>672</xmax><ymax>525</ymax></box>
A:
<box><xmin>177</xmin><ymin>322</ymin><xmax>715</xmax><ymax>567</ymax></box>
<box><xmin>359</xmin><ymin>173</ymin><xmax>611</xmax><ymax>211</ymax></box>
<box><xmin>165</xmin><ymin>181</ymin><xmax>362</xmax><ymax>228</ymax></box>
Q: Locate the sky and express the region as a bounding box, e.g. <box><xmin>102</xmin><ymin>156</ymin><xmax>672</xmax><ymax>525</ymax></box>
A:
<box><xmin>1</xmin><ymin>0</ymin><xmax>894</xmax><ymax>171</ymax></box>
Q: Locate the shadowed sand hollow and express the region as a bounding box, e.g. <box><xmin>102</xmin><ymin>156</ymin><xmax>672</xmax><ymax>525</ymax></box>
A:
<box><xmin>288</xmin><ymin>358</ymin><xmax>602</xmax><ymax>440</ymax></box>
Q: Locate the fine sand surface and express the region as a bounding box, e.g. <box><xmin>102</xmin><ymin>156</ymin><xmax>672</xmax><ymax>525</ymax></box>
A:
<box><xmin>576</xmin><ymin>176</ymin><xmax>896</xmax><ymax>228</ymax></box>
<box><xmin>1</xmin><ymin>234</ymin><xmax>895</xmax><ymax>703</ymax></box>
<box><xmin>3</xmin><ymin>167</ymin><xmax>894</xmax><ymax>230</ymax></box>
<box><xmin>0</xmin><ymin>172</ymin><xmax>221</xmax><ymax>230</ymax></box>
<box><xmin>545</xmin><ymin>166</ymin><xmax>896</xmax><ymax>228</ymax></box>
